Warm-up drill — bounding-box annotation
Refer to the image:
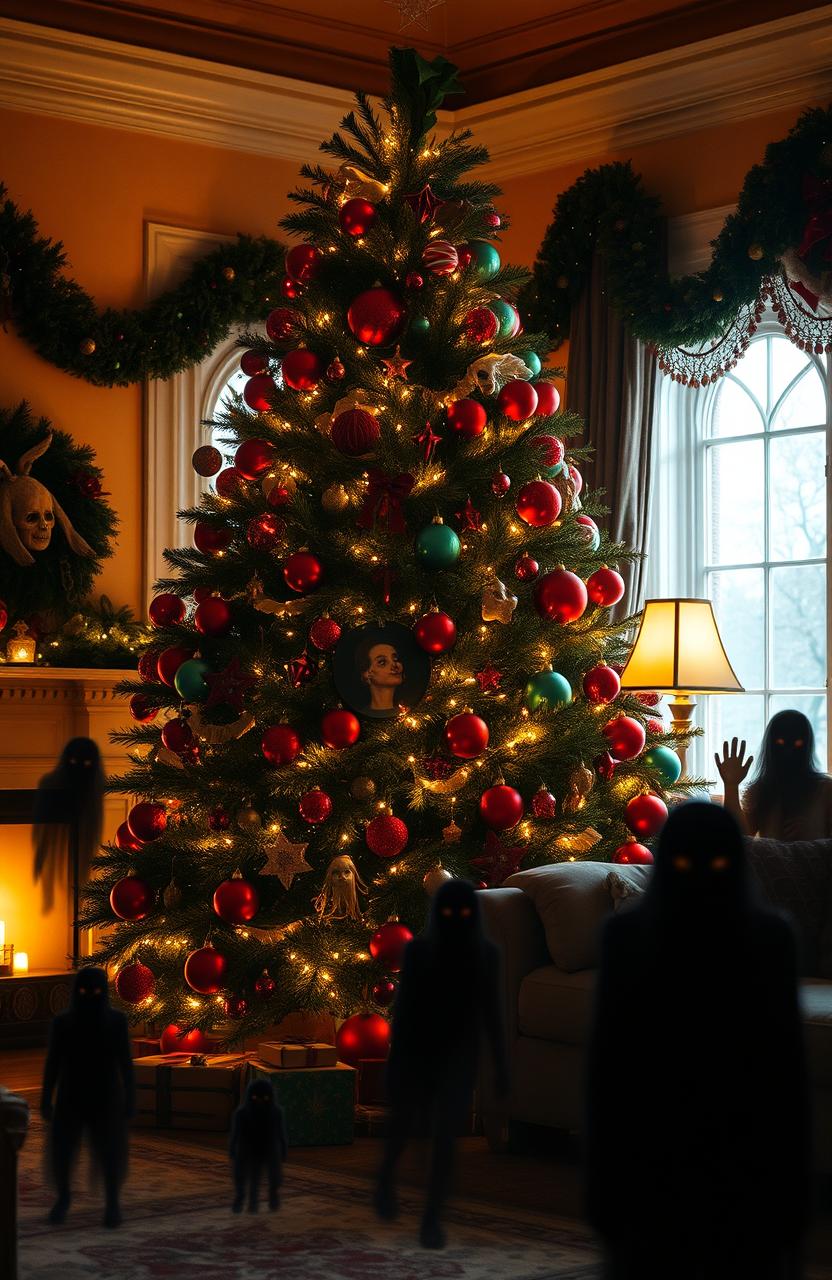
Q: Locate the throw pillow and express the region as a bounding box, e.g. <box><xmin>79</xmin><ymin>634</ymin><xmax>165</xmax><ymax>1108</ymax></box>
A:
<box><xmin>744</xmin><ymin>836</ymin><xmax>832</xmax><ymax>976</ymax></box>
<box><xmin>607</xmin><ymin>870</ymin><xmax>645</xmax><ymax>912</ymax></box>
<box><xmin>504</xmin><ymin>861</ymin><xmax>652</xmax><ymax>972</ymax></box>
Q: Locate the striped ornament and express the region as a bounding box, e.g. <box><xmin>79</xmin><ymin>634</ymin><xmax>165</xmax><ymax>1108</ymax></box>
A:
<box><xmin>422</xmin><ymin>240</ymin><xmax>459</xmax><ymax>276</ymax></box>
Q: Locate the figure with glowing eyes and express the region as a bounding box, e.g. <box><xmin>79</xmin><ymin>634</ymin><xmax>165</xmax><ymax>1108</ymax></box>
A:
<box><xmin>374</xmin><ymin>879</ymin><xmax>508</xmax><ymax>1250</ymax></box>
<box><xmin>229</xmin><ymin>1078</ymin><xmax>288</xmax><ymax>1214</ymax></box>
<box><xmin>33</xmin><ymin>737</ymin><xmax>105</xmax><ymax>915</ymax></box>
<box><xmin>586</xmin><ymin>802</ymin><xmax>809</xmax><ymax>1280</ymax></box>
<box><xmin>356</xmin><ymin>635</ymin><xmax>404</xmax><ymax>718</ymax></box>
<box><xmin>41</xmin><ymin>967</ymin><xmax>134</xmax><ymax>1229</ymax></box>
<box><xmin>715</xmin><ymin>709</ymin><xmax>832</xmax><ymax>840</ymax></box>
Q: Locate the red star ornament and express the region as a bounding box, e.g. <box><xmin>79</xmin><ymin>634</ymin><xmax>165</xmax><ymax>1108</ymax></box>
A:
<box><xmin>413</xmin><ymin>422</ymin><xmax>442</xmax><ymax>462</ymax></box>
<box><xmin>475</xmin><ymin>660</ymin><xmax>503</xmax><ymax>693</ymax></box>
<box><xmin>380</xmin><ymin>346</ymin><xmax>413</xmax><ymax>380</ymax></box>
<box><xmin>203</xmin><ymin>657</ymin><xmax>257</xmax><ymax>713</ymax></box>
<box><xmin>456</xmin><ymin>497</ymin><xmax>483</xmax><ymax>532</ymax></box>
<box><xmin>403</xmin><ymin>184</ymin><xmax>445</xmax><ymax>225</ymax></box>
<box><xmin>470</xmin><ymin>830</ymin><xmax>526</xmax><ymax>887</ymax></box>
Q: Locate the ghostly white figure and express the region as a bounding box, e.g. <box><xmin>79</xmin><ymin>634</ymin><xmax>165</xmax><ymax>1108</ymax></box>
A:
<box><xmin>0</xmin><ymin>435</ymin><xmax>95</xmax><ymax>567</ymax></box>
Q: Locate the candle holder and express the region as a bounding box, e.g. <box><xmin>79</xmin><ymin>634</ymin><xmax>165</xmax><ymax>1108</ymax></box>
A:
<box><xmin>0</xmin><ymin>944</ymin><xmax>14</xmax><ymax>976</ymax></box>
<box><xmin>6</xmin><ymin>622</ymin><xmax>36</xmax><ymax>664</ymax></box>
<box><xmin>12</xmin><ymin>952</ymin><xmax>28</xmax><ymax>975</ymax></box>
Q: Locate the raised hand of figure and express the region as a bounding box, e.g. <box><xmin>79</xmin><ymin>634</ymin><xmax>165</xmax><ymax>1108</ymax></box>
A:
<box><xmin>714</xmin><ymin>737</ymin><xmax>753</xmax><ymax>787</ymax></box>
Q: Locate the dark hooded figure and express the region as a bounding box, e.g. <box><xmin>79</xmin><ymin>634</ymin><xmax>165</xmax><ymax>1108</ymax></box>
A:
<box><xmin>33</xmin><ymin>737</ymin><xmax>105</xmax><ymax>914</ymax></box>
<box><xmin>229</xmin><ymin>1078</ymin><xmax>288</xmax><ymax>1214</ymax></box>
<box><xmin>374</xmin><ymin>878</ymin><xmax>508</xmax><ymax>1249</ymax></box>
<box><xmin>41</xmin><ymin>966</ymin><xmax>134</xmax><ymax>1228</ymax></box>
<box><xmin>585</xmin><ymin>802</ymin><xmax>810</xmax><ymax>1280</ymax></box>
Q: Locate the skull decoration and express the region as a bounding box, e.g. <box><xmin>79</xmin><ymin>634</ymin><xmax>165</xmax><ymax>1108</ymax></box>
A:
<box><xmin>0</xmin><ymin>435</ymin><xmax>95</xmax><ymax>567</ymax></box>
<box><xmin>450</xmin><ymin>353</ymin><xmax>533</xmax><ymax>402</ymax></box>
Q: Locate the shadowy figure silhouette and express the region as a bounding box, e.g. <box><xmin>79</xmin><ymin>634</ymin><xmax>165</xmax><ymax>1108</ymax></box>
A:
<box><xmin>41</xmin><ymin>966</ymin><xmax>134</xmax><ymax>1228</ymax></box>
<box><xmin>33</xmin><ymin>737</ymin><xmax>105</xmax><ymax>914</ymax></box>
<box><xmin>585</xmin><ymin>802</ymin><xmax>810</xmax><ymax>1279</ymax></box>
<box><xmin>229</xmin><ymin>1078</ymin><xmax>288</xmax><ymax>1214</ymax></box>
<box><xmin>716</xmin><ymin>709</ymin><xmax>832</xmax><ymax>839</ymax></box>
<box><xmin>374</xmin><ymin>878</ymin><xmax>508</xmax><ymax>1249</ymax></box>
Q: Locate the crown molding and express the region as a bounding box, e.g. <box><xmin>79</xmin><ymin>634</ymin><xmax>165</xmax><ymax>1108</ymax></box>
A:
<box><xmin>0</xmin><ymin>10</ymin><xmax>830</xmax><ymax>177</ymax></box>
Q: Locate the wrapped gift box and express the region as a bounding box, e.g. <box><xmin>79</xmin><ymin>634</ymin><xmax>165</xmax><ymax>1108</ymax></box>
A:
<box><xmin>133</xmin><ymin>1053</ymin><xmax>251</xmax><ymax>1131</ymax></box>
<box><xmin>258</xmin><ymin>1040</ymin><xmax>338</xmax><ymax>1069</ymax></box>
<box><xmin>131</xmin><ymin>1037</ymin><xmax>162</xmax><ymax>1059</ymax></box>
<box><xmin>246</xmin><ymin>1061</ymin><xmax>356</xmax><ymax>1146</ymax></box>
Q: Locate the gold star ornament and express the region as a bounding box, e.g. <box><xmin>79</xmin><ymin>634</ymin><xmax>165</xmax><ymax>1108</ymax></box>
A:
<box><xmin>261</xmin><ymin>831</ymin><xmax>313</xmax><ymax>889</ymax></box>
<box><xmin>381</xmin><ymin>347</ymin><xmax>413</xmax><ymax>380</ymax></box>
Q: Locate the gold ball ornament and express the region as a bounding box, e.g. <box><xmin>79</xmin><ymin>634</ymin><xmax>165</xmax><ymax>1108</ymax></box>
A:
<box><xmin>424</xmin><ymin>865</ymin><xmax>453</xmax><ymax>894</ymax></box>
<box><xmin>79</xmin><ymin>337</ymin><xmax>96</xmax><ymax>355</ymax></box>
<box><xmin>322</xmin><ymin>482</ymin><xmax>349</xmax><ymax>514</ymax></box>
<box><xmin>350</xmin><ymin>776</ymin><xmax>376</xmax><ymax>801</ymax></box>
<box><xmin>712</xmin><ymin>288</ymin><xmax>724</xmax><ymax>303</ymax></box>
<box><xmin>221</xmin><ymin>266</ymin><xmax>236</xmax><ymax>281</ymax></box>
<box><xmin>237</xmin><ymin>806</ymin><xmax>263</xmax><ymax>831</ymax></box>
<box><xmin>748</xmin><ymin>244</ymin><xmax>764</xmax><ymax>261</ymax></box>
<box><xmin>569</xmin><ymin>764</ymin><xmax>595</xmax><ymax>797</ymax></box>
<box><xmin>442</xmin><ymin>819</ymin><xmax>463</xmax><ymax>845</ymax></box>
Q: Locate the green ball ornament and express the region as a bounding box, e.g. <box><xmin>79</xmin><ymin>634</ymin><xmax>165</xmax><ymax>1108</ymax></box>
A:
<box><xmin>643</xmin><ymin>745</ymin><xmax>682</xmax><ymax>786</ymax></box>
<box><xmin>489</xmin><ymin>298</ymin><xmax>520</xmax><ymax>339</ymax></box>
<box><xmin>520</xmin><ymin>351</ymin><xmax>542</xmax><ymax>377</ymax></box>
<box><xmin>524</xmin><ymin>669</ymin><xmax>572</xmax><ymax>711</ymax></box>
<box><xmin>415</xmin><ymin>519</ymin><xmax>461</xmax><ymax>570</ymax></box>
<box><xmin>468</xmin><ymin>239</ymin><xmax>501</xmax><ymax>280</ymax></box>
<box><xmin>173</xmin><ymin>658</ymin><xmax>212</xmax><ymax>702</ymax></box>
<box><xmin>410</xmin><ymin>315</ymin><xmax>431</xmax><ymax>336</ymax></box>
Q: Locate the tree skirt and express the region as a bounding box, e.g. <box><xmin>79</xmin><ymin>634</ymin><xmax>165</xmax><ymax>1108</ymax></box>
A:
<box><xmin>17</xmin><ymin>1115</ymin><xmax>600</xmax><ymax>1280</ymax></box>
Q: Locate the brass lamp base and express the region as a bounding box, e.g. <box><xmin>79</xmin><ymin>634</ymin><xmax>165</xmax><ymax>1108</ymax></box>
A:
<box><xmin>667</xmin><ymin>692</ymin><xmax>697</xmax><ymax>780</ymax></box>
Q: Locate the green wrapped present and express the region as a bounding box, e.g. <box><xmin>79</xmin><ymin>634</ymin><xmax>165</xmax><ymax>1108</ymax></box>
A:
<box><xmin>247</xmin><ymin>1060</ymin><xmax>356</xmax><ymax>1146</ymax></box>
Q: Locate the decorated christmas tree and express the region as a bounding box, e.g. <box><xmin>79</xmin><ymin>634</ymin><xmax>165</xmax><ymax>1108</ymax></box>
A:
<box><xmin>87</xmin><ymin>49</ymin><xmax>691</xmax><ymax>1048</ymax></box>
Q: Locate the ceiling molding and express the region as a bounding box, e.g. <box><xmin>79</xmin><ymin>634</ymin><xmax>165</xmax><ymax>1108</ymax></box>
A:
<box><xmin>1</xmin><ymin>10</ymin><xmax>831</xmax><ymax>178</ymax></box>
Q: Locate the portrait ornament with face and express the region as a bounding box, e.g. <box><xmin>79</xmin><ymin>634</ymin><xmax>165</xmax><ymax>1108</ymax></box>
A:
<box><xmin>332</xmin><ymin>621</ymin><xmax>431</xmax><ymax>720</ymax></box>
<box><xmin>314</xmin><ymin>855</ymin><xmax>368</xmax><ymax>921</ymax></box>
<box><xmin>0</xmin><ymin>434</ymin><xmax>94</xmax><ymax>567</ymax></box>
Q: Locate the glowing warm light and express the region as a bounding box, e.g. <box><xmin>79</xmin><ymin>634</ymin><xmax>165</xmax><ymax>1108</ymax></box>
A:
<box><xmin>0</xmin><ymin>921</ymin><xmax>4</xmax><ymax>947</ymax></box>
<box><xmin>13</xmin><ymin>951</ymin><xmax>28</xmax><ymax>974</ymax></box>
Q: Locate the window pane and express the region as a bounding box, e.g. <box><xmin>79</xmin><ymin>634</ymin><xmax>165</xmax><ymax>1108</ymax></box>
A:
<box><xmin>731</xmin><ymin>338</ymin><xmax>768</xmax><ymax>404</ymax></box>
<box><xmin>707</xmin><ymin>694</ymin><xmax>765</xmax><ymax>783</ymax></box>
<box><xmin>769</xmin><ymin>430</ymin><xmax>826</xmax><ymax>562</ymax></box>
<box><xmin>707</xmin><ymin>440</ymin><xmax>765</xmax><ymax>565</ymax></box>
<box><xmin>770</xmin><ymin>564</ymin><xmax>826</xmax><ymax>688</ymax></box>
<box><xmin>768</xmin><ymin>692</ymin><xmax>828</xmax><ymax>772</ymax></box>
<box><xmin>771</xmin><ymin>366</ymin><xmax>827</xmax><ymax>431</ymax></box>
<box><xmin>708</xmin><ymin>569</ymin><xmax>764</xmax><ymax>689</ymax></box>
<box><xmin>712</xmin><ymin>375</ymin><xmax>764</xmax><ymax>438</ymax></box>
<box><xmin>771</xmin><ymin>338</ymin><xmax>811</xmax><ymax>411</ymax></box>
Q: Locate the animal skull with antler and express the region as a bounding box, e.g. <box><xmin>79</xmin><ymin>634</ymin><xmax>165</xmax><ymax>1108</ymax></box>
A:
<box><xmin>0</xmin><ymin>435</ymin><xmax>95</xmax><ymax>567</ymax></box>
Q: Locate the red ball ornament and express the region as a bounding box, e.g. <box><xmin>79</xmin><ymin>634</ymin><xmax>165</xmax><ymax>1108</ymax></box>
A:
<box><xmin>497</xmin><ymin>380</ymin><xmax>538</xmax><ymax>421</ymax></box>
<box><xmin>160</xmin><ymin>1025</ymin><xmax>208</xmax><ymax>1055</ymax></box>
<box><xmin>414</xmin><ymin>610</ymin><xmax>457</xmax><ymax>654</ymax></box>
<box><xmin>309</xmin><ymin>616</ymin><xmax>342</xmax><ymax>651</ymax></box>
<box><xmin>569</xmin><ymin>464</ymin><xmax>583</xmax><ymax>494</ymax></box>
<box><xmin>193</xmin><ymin>522</ymin><xmax>232</xmax><ymax>554</ymax></box>
<box><xmin>161</xmin><ymin>718</ymin><xmax>194</xmax><ymax>753</ymax></box>
<box><xmin>338</xmin><ymin>197</ymin><xmax>378</xmax><ymax>237</ymax></box>
<box><xmin>372</xmin><ymin>978</ymin><xmax>397</xmax><ymax>1007</ymax></box>
<box><xmin>484</xmin><ymin>210</ymin><xmax>501</xmax><ymax>229</ymax></box>
<box><xmin>614</xmin><ymin>839</ymin><xmax>654</xmax><ymax>865</ymax></box>
<box><xmin>280</xmin><ymin>274</ymin><xmax>303</xmax><ymax>300</ymax></box>
<box><xmin>215</xmin><ymin>467</ymin><xmax>243</xmax><ymax>497</ymax></box>
<box><xmin>261</xmin><ymin>724</ymin><xmax>302</xmax><ymax>766</ymax></box>
<box><xmin>335</xmin><ymin>1012</ymin><xmax>390</xmax><ymax>1067</ymax></box>
<box><xmin>213</xmin><ymin>877</ymin><xmax>260</xmax><ymax>924</ymax></box>
<box><xmin>576</xmin><ymin>514</ymin><xmax>600</xmax><ymax>547</ymax></box>
<box><xmin>531</xmin><ymin>785</ymin><xmax>557</xmax><ymax>819</ymax></box>
<box><xmin>254</xmin><ymin>971</ymin><xmax>276</xmax><ymax>998</ymax></box>
<box><xmin>533</xmin><ymin>569</ymin><xmax>588</xmax><ymax>623</ymax></box>
<box><xmin>184</xmin><ymin>945</ymin><xmax>228</xmax><ymax>995</ymax></box>
<box><xmin>594</xmin><ymin>751</ymin><xmax>616</xmax><ymax>780</ymax></box>
<box><xmin>491</xmin><ymin>470</ymin><xmax>511</xmax><ymax>496</ymax></box>
<box><xmin>138</xmin><ymin>648</ymin><xmax>162</xmax><ymax>684</ymax></box>
<box><xmin>115</xmin><ymin>962</ymin><xmax>155</xmax><ymax>1003</ymax></box>
<box><xmin>530</xmin><ymin>434</ymin><xmax>565</xmax><ymax>469</ymax></box>
<box><xmin>330</xmin><ymin>408</ymin><xmax>380</xmax><ymax>456</ymax></box>
<box><xmin>533</xmin><ymin>382</ymin><xmax>561</xmax><ymax>416</ymax></box>
<box><xmin>457</xmin><ymin>246</ymin><xmax>473</xmax><ymax>270</ymax></box>
<box><xmin>516</xmin><ymin>479</ymin><xmax>561</xmax><ymax>528</ymax></box>
<box><xmin>446</xmin><ymin>398</ymin><xmax>487</xmax><ymax>438</ymax></box>
<box><xmin>192</xmin><ymin>445</ymin><xmax>223</xmax><ymax>477</ymax></box>
<box><xmin>422</xmin><ymin>240</ymin><xmax>458</xmax><ymax>275</ymax></box>
<box><xmin>285</xmin><ymin>243</ymin><xmax>323</xmax><ymax>284</ymax></box>
<box><xmin>129</xmin><ymin>693</ymin><xmax>157</xmax><ymax>723</ymax></box>
<box><xmin>603</xmin><ymin>715</ymin><xmax>646</xmax><ymax>761</ymax></box>
<box><xmin>480</xmin><ymin>784</ymin><xmax>524</xmax><ymax>831</ymax></box>
<box><xmin>587</xmin><ymin>566</ymin><xmax>626</xmax><ymax>607</ymax></box>
<box><xmin>110</xmin><ymin>876</ymin><xmax>154</xmax><ymax>921</ymax></box>
<box><xmin>298</xmin><ymin>789</ymin><xmax>333</xmax><ymax>824</ymax></box>
<box><xmin>583</xmin><ymin>663</ymin><xmax>622</xmax><ymax>704</ymax></box>
<box><xmin>266</xmin><ymin>483</ymin><xmax>292</xmax><ymax>509</ymax></box>
<box><xmin>462</xmin><ymin>307</ymin><xmax>499</xmax><ymax>344</ymax></box>
<box><xmin>514</xmin><ymin>552</ymin><xmax>539</xmax><ymax>582</ymax></box>
<box><xmin>194</xmin><ymin>598</ymin><xmax>233</xmax><ymax>637</ymax></box>
<box><xmin>326</xmin><ymin>358</ymin><xmax>346</xmax><ymax>382</ymax></box>
<box><xmin>208</xmin><ymin>805</ymin><xmax>231</xmax><ymax>831</ymax></box>
<box><xmin>625</xmin><ymin>793</ymin><xmax>668</xmax><ymax>839</ymax></box>
<box><xmin>322</xmin><ymin>708</ymin><xmax>360</xmax><ymax>749</ymax></box>
<box><xmin>366</xmin><ymin>814</ymin><xmax>408</xmax><ymax>858</ymax></box>
<box><xmin>235</xmin><ymin>438</ymin><xmax>275</xmax><ymax>480</ymax></box>
<box><xmin>157</xmin><ymin>645</ymin><xmax>195</xmax><ymax>687</ymax></box>
<box><xmin>405</xmin><ymin>271</ymin><xmax>424</xmax><ymax>290</ymax></box>
<box><xmin>247</xmin><ymin>512</ymin><xmax>285</xmax><ymax>551</ymax></box>
<box><xmin>224</xmin><ymin>995</ymin><xmax>248</xmax><ymax>1020</ymax></box>
<box><xmin>115</xmin><ymin>821</ymin><xmax>144</xmax><ymax>852</ymax></box>
<box><xmin>243</xmin><ymin>374</ymin><xmax>277</xmax><ymax>412</ymax></box>
<box><xmin>282</xmin><ymin>349</ymin><xmax>324</xmax><ymax>390</ymax></box>
<box><xmin>240</xmin><ymin>349</ymin><xmax>268</xmax><ymax>376</ymax></box>
<box><xmin>284</xmin><ymin>551</ymin><xmax>323</xmax><ymax>593</ymax></box>
<box><xmin>347</xmin><ymin>287</ymin><xmax>406</xmax><ymax>346</ymax></box>
<box><xmin>149</xmin><ymin>593</ymin><xmax>186</xmax><ymax>627</ymax></box>
<box><xmin>369</xmin><ymin>922</ymin><xmax>413</xmax><ymax>972</ymax></box>
<box><xmin>127</xmin><ymin>802</ymin><xmax>167</xmax><ymax>842</ymax></box>
<box><xmin>444</xmin><ymin>712</ymin><xmax>489</xmax><ymax>759</ymax></box>
<box><xmin>265</xmin><ymin>307</ymin><xmax>297</xmax><ymax>342</ymax></box>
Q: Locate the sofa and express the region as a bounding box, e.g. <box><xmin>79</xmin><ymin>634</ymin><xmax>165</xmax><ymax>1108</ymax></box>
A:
<box><xmin>477</xmin><ymin>836</ymin><xmax>832</xmax><ymax>1169</ymax></box>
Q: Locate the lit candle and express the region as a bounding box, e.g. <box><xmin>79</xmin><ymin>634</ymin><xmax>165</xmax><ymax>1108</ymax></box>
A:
<box><xmin>6</xmin><ymin>622</ymin><xmax>36</xmax><ymax>664</ymax></box>
<box><xmin>13</xmin><ymin>951</ymin><xmax>28</xmax><ymax>974</ymax></box>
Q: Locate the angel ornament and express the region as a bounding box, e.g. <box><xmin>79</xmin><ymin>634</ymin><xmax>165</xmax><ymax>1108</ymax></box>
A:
<box><xmin>0</xmin><ymin>435</ymin><xmax>94</xmax><ymax>567</ymax></box>
<box><xmin>314</xmin><ymin>855</ymin><xmax>368</xmax><ymax>922</ymax></box>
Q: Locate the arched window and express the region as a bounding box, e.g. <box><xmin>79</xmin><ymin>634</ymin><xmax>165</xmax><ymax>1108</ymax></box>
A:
<box><xmin>647</xmin><ymin>321</ymin><xmax>831</xmax><ymax>776</ymax></box>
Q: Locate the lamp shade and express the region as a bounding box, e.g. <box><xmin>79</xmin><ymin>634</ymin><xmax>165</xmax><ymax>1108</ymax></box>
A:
<box><xmin>619</xmin><ymin>599</ymin><xmax>743</xmax><ymax>693</ymax></box>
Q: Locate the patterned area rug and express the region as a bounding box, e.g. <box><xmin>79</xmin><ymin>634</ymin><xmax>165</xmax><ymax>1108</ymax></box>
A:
<box><xmin>17</xmin><ymin>1113</ymin><xmax>600</xmax><ymax>1279</ymax></box>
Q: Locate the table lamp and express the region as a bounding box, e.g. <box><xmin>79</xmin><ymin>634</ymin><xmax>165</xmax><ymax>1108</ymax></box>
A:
<box><xmin>618</xmin><ymin>598</ymin><xmax>743</xmax><ymax>777</ymax></box>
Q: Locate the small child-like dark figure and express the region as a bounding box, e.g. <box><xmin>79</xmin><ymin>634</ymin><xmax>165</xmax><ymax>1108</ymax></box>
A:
<box><xmin>230</xmin><ymin>1078</ymin><xmax>288</xmax><ymax>1214</ymax></box>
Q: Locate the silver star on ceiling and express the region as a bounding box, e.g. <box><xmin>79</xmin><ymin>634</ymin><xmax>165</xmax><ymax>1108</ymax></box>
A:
<box><xmin>385</xmin><ymin>0</ymin><xmax>445</xmax><ymax>31</ymax></box>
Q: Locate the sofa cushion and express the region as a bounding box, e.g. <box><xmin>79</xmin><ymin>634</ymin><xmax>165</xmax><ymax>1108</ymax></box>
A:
<box><xmin>518</xmin><ymin>965</ymin><xmax>596</xmax><ymax>1044</ymax></box>
<box><xmin>744</xmin><ymin>837</ymin><xmax>832</xmax><ymax>976</ymax></box>
<box><xmin>504</xmin><ymin>861</ymin><xmax>652</xmax><ymax>972</ymax></box>
<box><xmin>800</xmin><ymin>980</ymin><xmax>832</xmax><ymax>1085</ymax></box>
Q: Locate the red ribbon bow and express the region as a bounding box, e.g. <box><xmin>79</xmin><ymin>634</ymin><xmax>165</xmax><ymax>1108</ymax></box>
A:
<box><xmin>356</xmin><ymin>470</ymin><xmax>414</xmax><ymax>535</ymax></box>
